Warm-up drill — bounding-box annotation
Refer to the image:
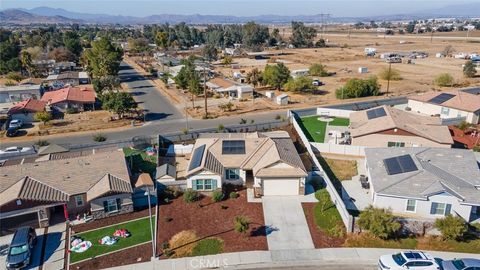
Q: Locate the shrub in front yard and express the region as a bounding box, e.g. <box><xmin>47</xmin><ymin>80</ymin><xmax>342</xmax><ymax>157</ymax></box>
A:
<box><xmin>327</xmin><ymin>223</ymin><xmax>346</xmax><ymax>238</ymax></box>
<box><xmin>234</xmin><ymin>216</ymin><xmax>250</xmax><ymax>234</ymax></box>
<box><xmin>168</xmin><ymin>230</ymin><xmax>198</xmax><ymax>258</ymax></box>
<box><xmin>191</xmin><ymin>238</ymin><xmax>224</xmax><ymax>256</ymax></box>
<box><xmin>434</xmin><ymin>215</ymin><xmax>467</xmax><ymax>241</ymax></box>
<box><xmin>35</xmin><ymin>139</ymin><xmax>50</xmax><ymax>147</ymax></box>
<box><xmin>229</xmin><ymin>191</ymin><xmax>239</xmax><ymax>199</ymax></box>
<box><xmin>357</xmin><ymin>205</ymin><xmax>401</xmax><ymax>240</ymax></box>
<box><xmin>212</xmin><ymin>190</ymin><xmax>223</xmax><ymax>202</ymax></box>
<box><xmin>183</xmin><ymin>190</ymin><xmax>199</xmax><ymax>203</ymax></box>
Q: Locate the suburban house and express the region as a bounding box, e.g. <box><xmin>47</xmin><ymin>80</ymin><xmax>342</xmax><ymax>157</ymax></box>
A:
<box><xmin>185</xmin><ymin>131</ymin><xmax>308</xmax><ymax>197</ymax></box>
<box><xmin>0</xmin><ymin>150</ymin><xmax>133</xmax><ymax>235</ymax></box>
<box><xmin>206</xmin><ymin>77</ymin><xmax>253</xmax><ymax>99</ymax></box>
<box><xmin>41</xmin><ymin>86</ymin><xmax>96</xmax><ymax>112</ymax></box>
<box><xmin>408</xmin><ymin>89</ymin><xmax>480</xmax><ymax>124</ymax></box>
<box><xmin>44</xmin><ymin>71</ymin><xmax>90</xmax><ymax>89</ymax></box>
<box><xmin>364</xmin><ymin>147</ymin><xmax>480</xmax><ymax>223</ymax></box>
<box><xmin>0</xmin><ymin>84</ymin><xmax>42</xmax><ymax>105</ymax></box>
<box><xmin>349</xmin><ymin>105</ymin><xmax>453</xmax><ymax>148</ymax></box>
<box><xmin>8</xmin><ymin>99</ymin><xmax>46</xmax><ymax>122</ymax></box>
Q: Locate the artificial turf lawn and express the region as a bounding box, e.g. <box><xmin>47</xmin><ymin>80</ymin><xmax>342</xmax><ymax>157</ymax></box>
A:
<box><xmin>298</xmin><ymin>116</ymin><xmax>350</xmax><ymax>143</ymax></box>
<box><xmin>190</xmin><ymin>238</ymin><xmax>224</xmax><ymax>256</ymax></box>
<box><xmin>70</xmin><ymin>217</ymin><xmax>155</xmax><ymax>263</ymax></box>
<box><xmin>123</xmin><ymin>147</ymin><xmax>157</xmax><ymax>175</ymax></box>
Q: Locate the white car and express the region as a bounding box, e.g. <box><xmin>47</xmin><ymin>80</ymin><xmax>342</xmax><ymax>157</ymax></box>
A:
<box><xmin>9</xmin><ymin>119</ymin><xmax>23</xmax><ymax>129</ymax></box>
<box><xmin>378</xmin><ymin>251</ymin><xmax>440</xmax><ymax>270</ymax></box>
<box><xmin>0</xmin><ymin>146</ymin><xmax>36</xmax><ymax>158</ymax></box>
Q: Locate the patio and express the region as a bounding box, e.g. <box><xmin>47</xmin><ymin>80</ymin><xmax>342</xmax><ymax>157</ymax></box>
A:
<box><xmin>339</xmin><ymin>158</ymin><xmax>372</xmax><ymax>212</ymax></box>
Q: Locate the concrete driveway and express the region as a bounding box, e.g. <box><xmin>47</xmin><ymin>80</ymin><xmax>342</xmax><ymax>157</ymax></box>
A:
<box><xmin>262</xmin><ymin>196</ymin><xmax>314</xmax><ymax>250</ymax></box>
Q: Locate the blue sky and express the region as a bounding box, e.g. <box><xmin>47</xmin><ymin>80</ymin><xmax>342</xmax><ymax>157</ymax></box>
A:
<box><xmin>0</xmin><ymin>0</ymin><xmax>476</xmax><ymax>17</ymax></box>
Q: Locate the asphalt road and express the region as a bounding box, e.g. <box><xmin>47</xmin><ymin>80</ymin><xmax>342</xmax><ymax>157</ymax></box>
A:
<box><xmin>119</xmin><ymin>62</ymin><xmax>183</xmax><ymax>121</ymax></box>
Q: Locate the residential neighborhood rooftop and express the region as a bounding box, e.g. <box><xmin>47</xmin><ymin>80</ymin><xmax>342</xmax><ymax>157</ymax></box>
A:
<box><xmin>349</xmin><ymin>105</ymin><xmax>454</xmax><ymax>144</ymax></box>
<box><xmin>409</xmin><ymin>89</ymin><xmax>480</xmax><ymax>113</ymax></box>
<box><xmin>8</xmin><ymin>98</ymin><xmax>46</xmax><ymax>114</ymax></box>
<box><xmin>41</xmin><ymin>86</ymin><xmax>96</xmax><ymax>105</ymax></box>
<box><xmin>365</xmin><ymin>148</ymin><xmax>480</xmax><ymax>205</ymax></box>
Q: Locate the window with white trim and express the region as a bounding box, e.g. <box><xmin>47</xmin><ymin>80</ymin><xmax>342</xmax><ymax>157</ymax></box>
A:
<box><xmin>226</xmin><ymin>169</ymin><xmax>240</xmax><ymax>180</ymax></box>
<box><xmin>387</xmin><ymin>142</ymin><xmax>405</xmax><ymax>147</ymax></box>
<box><xmin>75</xmin><ymin>195</ymin><xmax>84</xmax><ymax>207</ymax></box>
<box><xmin>430</xmin><ymin>202</ymin><xmax>451</xmax><ymax>216</ymax></box>
<box><xmin>441</xmin><ymin>107</ymin><xmax>450</xmax><ymax>115</ymax></box>
<box><xmin>192</xmin><ymin>179</ymin><xmax>217</xmax><ymax>191</ymax></box>
<box><xmin>105</xmin><ymin>199</ymin><xmax>119</xmax><ymax>213</ymax></box>
<box><xmin>406</xmin><ymin>199</ymin><xmax>416</xmax><ymax>212</ymax></box>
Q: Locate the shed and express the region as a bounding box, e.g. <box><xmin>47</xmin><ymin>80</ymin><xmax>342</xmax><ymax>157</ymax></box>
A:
<box><xmin>155</xmin><ymin>164</ymin><xmax>176</xmax><ymax>182</ymax></box>
<box><xmin>358</xmin><ymin>67</ymin><xmax>368</xmax><ymax>74</ymax></box>
<box><xmin>276</xmin><ymin>94</ymin><xmax>289</xmax><ymax>105</ymax></box>
<box><xmin>266</xmin><ymin>91</ymin><xmax>275</xmax><ymax>99</ymax></box>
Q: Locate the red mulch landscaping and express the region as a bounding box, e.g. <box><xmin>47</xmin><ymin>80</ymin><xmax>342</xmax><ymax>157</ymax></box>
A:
<box><xmin>72</xmin><ymin>209</ymin><xmax>150</xmax><ymax>233</ymax></box>
<box><xmin>157</xmin><ymin>188</ymin><xmax>268</xmax><ymax>257</ymax></box>
<box><xmin>71</xmin><ymin>243</ymin><xmax>152</xmax><ymax>270</ymax></box>
<box><xmin>302</xmin><ymin>203</ymin><xmax>345</xmax><ymax>248</ymax></box>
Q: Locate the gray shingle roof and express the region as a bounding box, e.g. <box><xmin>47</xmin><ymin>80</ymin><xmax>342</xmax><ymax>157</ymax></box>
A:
<box><xmin>365</xmin><ymin>148</ymin><xmax>480</xmax><ymax>205</ymax></box>
<box><xmin>155</xmin><ymin>164</ymin><xmax>176</xmax><ymax>179</ymax></box>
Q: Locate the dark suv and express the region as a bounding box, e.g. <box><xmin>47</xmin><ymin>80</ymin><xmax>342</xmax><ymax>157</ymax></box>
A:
<box><xmin>6</xmin><ymin>227</ymin><xmax>37</xmax><ymax>269</ymax></box>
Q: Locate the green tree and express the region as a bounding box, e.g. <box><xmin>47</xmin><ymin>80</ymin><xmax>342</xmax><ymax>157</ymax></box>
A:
<box><xmin>34</xmin><ymin>111</ymin><xmax>52</xmax><ymax>124</ymax></box>
<box><xmin>6</xmin><ymin>72</ymin><xmax>23</xmax><ymax>82</ymax></box>
<box><xmin>63</xmin><ymin>31</ymin><xmax>83</xmax><ymax>58</ymax></box>
<box><xmin>202</xmin><ymin>44</ymin><xmax>218</xmax><ymax>61</ymax></box>
<box><xmin>83</xmin><ymin>38</ymin><xmax>123</xmax><ymax>78</ymax></box>
<box><xmin>0</xmin><ymin>38</ymin><xmax>21</xmax><ymax>75</ymax></box>
<box><xmin>155</xmin><ymin>31</ymin><xmax>170</xmax><ymax>50</ymax></box>
<box><xmin>242</xmin><ymin>22</ymin><xmax>270</xmax><ymax>50</ymax></box>
<box><xmin>406</xmin><ymin>22</ymin><xmax>416</xmax><ymax>33</ymax></box>
<box><xmin>221</xmin><ymin>56</ymin><xmax>233</xmax><ymax>65</ymax></box>
<box><xmin>92</xmin><ymin>75</ymin><xmax>120</xmax><ymax>95</ymax></box>
<box><xmin>101</xmin><ymin>92</ymin><xmax>137</xmax><ymax>119</ymax></box>
<box><xmin>434</xmin><ymin>73</ymin><xmax>454</xmax><ymax>87</ymax></box>
<box><xmin>309</xmin><ymin>63</ymin><xmax>329</xmax><ymax>77</ymax></box>
<box><xmin>20</xmin><ymin>50</ymin><xmax>36</xmax><ymax>77</ymax></box>
<box><xmin>290</xmin><ymin>21</ymin><xmax>317</xmax><ymax>48</ymax></box>
<box><xmin>336</xmin><ymin>76</ymin><xmax>380</xmax><ymax>99</ymax></box>
<box><xmin>357</xmin><ymin>206</ymin><xmax>401</xmax><ymax>239</ymax></box>
<box><xmin>233</xmin><ymin>216</ymin><xmax>250</xmax><ymax>234</ymax></box>
<box><xmin>315</xmin><ymin>39</ymin><xmax>326</xmax><ymax>48</ymax></box>
<box><xmin>262</xmin><ymin>63</ymin><xmax>291</xmax><ymax>89</ymax></box>
<box><xmin>379</xmin><ymin>67</ymin><xmax>402</xmax><ymax>81</ymax></box>
<box><xmin>457</xmin><ymin>120</ymin><xmax>471</xmax><ymax>132</ymax></box>
<box><xmin>283</xmin><ymin>76</ymin><xmax>313</xmax><ymax>92</ymax></box>
<box><xmin>463</xmin><ymin>60</ymin><xmax>477</xmax><ymax>78</ymax></box>
<box><xmin>434</xmin><ymin>215</ymin><xmax>467</xmax><ymax>241</ymax></box>
<box><xmin>49</xmin><ymin>47</ymin><xmax>75</xmax><ymax>62</ymax></box>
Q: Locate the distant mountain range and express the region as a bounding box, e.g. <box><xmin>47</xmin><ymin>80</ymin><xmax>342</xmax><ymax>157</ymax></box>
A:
<box><xmin>1</xmin><ymin>3</ymin><xmax>480</xmax><ymax>25</ymax></box>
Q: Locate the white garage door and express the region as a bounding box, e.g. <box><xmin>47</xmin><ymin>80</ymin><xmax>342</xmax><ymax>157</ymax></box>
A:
<box><xmin>262</xmin><ymin>179</ymin><xmax>299</xmax><ymax>196</ymax></box>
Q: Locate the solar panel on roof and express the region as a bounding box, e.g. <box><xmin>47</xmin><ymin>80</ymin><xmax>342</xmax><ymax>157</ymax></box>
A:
<box><xmin>366</xmin><ymin>107</ymin><xmax>387</xmax><ymax>120</ymax></box>
<box><xmin>428</xmin><ymin>93</ymin><xmax>455</xmax><ymax>104</ymax></box>
<box><xmin>384</xmin><ymin>154</ymin><xmax>418</xmax><ymax>175</ymax></box>
<box><xmin>188</xmin><ymin>144</ymin><xmax>206</xmax><ymax>171</ymax></box>
<box><xmin>222</xmin><ymin>140</ymin><xmax>245</xmax><ymax>154</ymax></box>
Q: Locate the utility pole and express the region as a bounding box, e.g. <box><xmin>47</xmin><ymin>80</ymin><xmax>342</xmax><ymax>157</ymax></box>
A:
<box><xmin>319</xmin><ymin>14</ymin><xmax>331</xmax><ymax>39</ymax></box>
<box><xmin>185</xmin><ymin>99</ymin><xmax>189</xmax><ymax>131</ymax></box>
<box><xmin>430</xmin><ymin>30</ymin><xmax>434</xmax><ymax>43</ymax></box>
<box><xmin>203</xmin><ymin>62</ymin><xmax>208</xmax><ymax>119</ymax></box>
<box><xmin>386</xmin><ymin>62</ymin><xmax>392</xmax><ymax>97</ymax></box>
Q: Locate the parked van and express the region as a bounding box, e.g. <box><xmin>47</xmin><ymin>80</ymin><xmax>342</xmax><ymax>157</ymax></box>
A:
<box><xmin>6</xmin><ymin>227</ymin><xmax>37</xmax><ymax>269</ymax></box>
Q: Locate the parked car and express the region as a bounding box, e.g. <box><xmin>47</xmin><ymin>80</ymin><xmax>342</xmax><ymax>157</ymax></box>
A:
<box><xmin>0</xmin><ymin>146</ymin><xmax>36</xmax><ymax>158</ymax></box>
<box><xmin>312</xmin><ymin>79</ymin><xmax>324</xmax><ymax>86</ymax></box>
<box><xmin>441</xmin><ymin>258</ymin><xmax>480</xmax><ymax>270</ymax></box>
<box><xmin>5</xmin><ymin>227</ymin><xmax>37</xmax><ymax>270</ymax></box>
<box><xmin>378</xmin><ymin>251</ymin><xmax>440</xmax><ymax>270</ymax></box>
<box><xmin>6</xmin><ymin>127</ymin><xmax>18</xmax><ymax>137</ymax></box>
<box><xmin>9</xmin><ymin>119</ymin><xmax>23</xmax><ymax>129</ymax></box>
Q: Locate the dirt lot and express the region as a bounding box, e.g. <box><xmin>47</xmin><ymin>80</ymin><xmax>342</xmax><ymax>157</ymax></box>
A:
<box><xmin>156</xmin><ymin>187</ymin><xmax>268</xmax><ymax>257</ymax></box>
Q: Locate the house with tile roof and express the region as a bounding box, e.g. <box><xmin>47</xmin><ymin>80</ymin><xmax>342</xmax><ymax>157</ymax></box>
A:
<box><xmin>41</xmin><ymin>86</ymin><xmax>96</xmax><ymax>112</ymax></box>
<box><xmin>364</xmin><ymin>148</ymin><xmax>480</xmax><ymax>223</ymax></box>
<box><xmin>185</xmin><ymin>131</ymin><xmax>308</xmax><ymax>197</ymax></box>
<box><xmin>349</xmin><ymin>105</ymin><xmax>453</xmax><ymax>148</ymax></box>
<box><xmin>0</xmin><ymin>150</ymin><xmax>133</xmax><ymax>235</ymax></box>
<box><xmin>408</xmin><ymin>88</ymin><xmax>480</xmax><ymax>124</ymax></box>
<box><xmin>7</xmin><ymin>99</ymin><xmax>46</xmax><ymax>122</ymax></box>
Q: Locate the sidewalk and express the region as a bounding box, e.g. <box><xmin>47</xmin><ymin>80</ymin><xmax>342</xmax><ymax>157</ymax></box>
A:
<box><xmin>106</xmin><ymin>248</ymin><xmax>480</xmax><ymax>270</ymax></box>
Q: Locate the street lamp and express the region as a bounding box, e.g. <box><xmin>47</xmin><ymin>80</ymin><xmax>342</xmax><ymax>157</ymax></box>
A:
<box><xmin>144</xmin><ymin>186</ymin><xmax>155</xmax><ymax>257</ymax></box>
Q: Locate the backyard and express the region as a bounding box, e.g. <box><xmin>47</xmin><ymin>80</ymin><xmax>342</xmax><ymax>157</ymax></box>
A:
<box><xmin>298</xmin><ymin>116</ymin><xmax>350</xmax><ymax>143</ymax></box>
<box><xmin>123</xmin><ymin>147</ymin><xmax>157</xmax><ymax>176</ymax></box>
<box><xmin>70</xmin><ymin>216</ymin><xmax>155</xmax><ymax>264</ymax></box>
<box><xmin>324</xmin><ymin>158</ymin><xmax>358</xmax><ymax>181</ymax></box>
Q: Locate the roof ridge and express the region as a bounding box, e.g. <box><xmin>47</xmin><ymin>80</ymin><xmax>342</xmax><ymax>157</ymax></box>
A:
<box><xmin>25</xmin><ymin>176</ymin><xmax>70</xmax><ymax>196</ymax></box>
<box><xmin>240</xmin><ymin>138</ymin><xmax>270</xmax><ymax>167</ymax></box>
<box><xmin>417</xmin><ymin>158</ymin><xmax>474</xmax><ymax>189</ymax></box>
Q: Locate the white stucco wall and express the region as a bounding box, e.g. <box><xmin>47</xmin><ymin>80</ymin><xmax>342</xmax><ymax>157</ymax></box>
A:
<box><xmin>408</xmin><ymin>99</ymin><xmax>479</xmax><ymax>124</ymax></box>
<box><xmin>373</xmin><ymin>192</ymin><xmax>473</xmax><ymax>221</ymax></box>
<box><xmin>186</xmin><ymin>170</ymin><xmax>222</xmax><ymax>190</ymax></box>
<box><xmin>352</xmin><ymin>133</ymin><xmax>451</xmax><ymax>148</ymax></box>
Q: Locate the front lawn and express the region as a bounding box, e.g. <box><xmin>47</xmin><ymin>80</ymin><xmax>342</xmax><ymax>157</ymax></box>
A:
<box><xmin>191</xmin><ymin>238</ymin><xmax>224</xmax><ymax>256</ymax></box>
<box><xmin>70</xmin><ymin>217</ymin><xmax>155</xmax><ymax>263</ymax></box>
<box><xmin>344</xmin><ymin>233</ymin><xmax>418</xmax><ymax>249</ymax></box>
<box><xmin>313</xmin><ymin>189</ymin><xmax>344</xmax><ymax>235</ymax></box>
<box><xmin>324</xmin><ymin>158</ymin><xmax>358</xmax><ymax>181</ymax></box>
<box><xmin>298</xmin><ymin>116</ymin><xmax>350</xmax><ymax>143</ymax></box>
<box><xmin>123</xmin><ymin>147</ymin><xmax>157</xmax><ymax>175</ymax></box>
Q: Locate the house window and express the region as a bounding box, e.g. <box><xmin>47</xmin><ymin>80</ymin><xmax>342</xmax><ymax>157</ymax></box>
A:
<box><xmin>75</xmin><ymin>195</ymin><xmax>84</xmax><ymax>207</ymax></box>
<box><xmin>406</xmin><ymin>199</ymin><xmax>416</xmax><ymax>212</ymax></box>
<box><xmin>192</xmin><ymin>179</ymin><xmax>217</xmax><ymax>191</ymax></box>
<box><xmin>104</xmin><ymin>199</ymin><xmax>120</xmax><ymax>213</ymax></box>
<box><xmin>430</xmin><ymin>202</ymin><xmax>451</xmax><ymax>216</ymax></box>
<box><xmin>226</xmin><ymin>169</ymin><xmax>240</xmax><ymax>180</ymax></box>
<box><xmin>387</xmin><ymin>142</ymin><xmax>405</xmax><ymax>147</ymax></box>
<box><xmin>441</xmin><ymin>107</ymin><xmax>450</xmax><ymax>115</ymax></box>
